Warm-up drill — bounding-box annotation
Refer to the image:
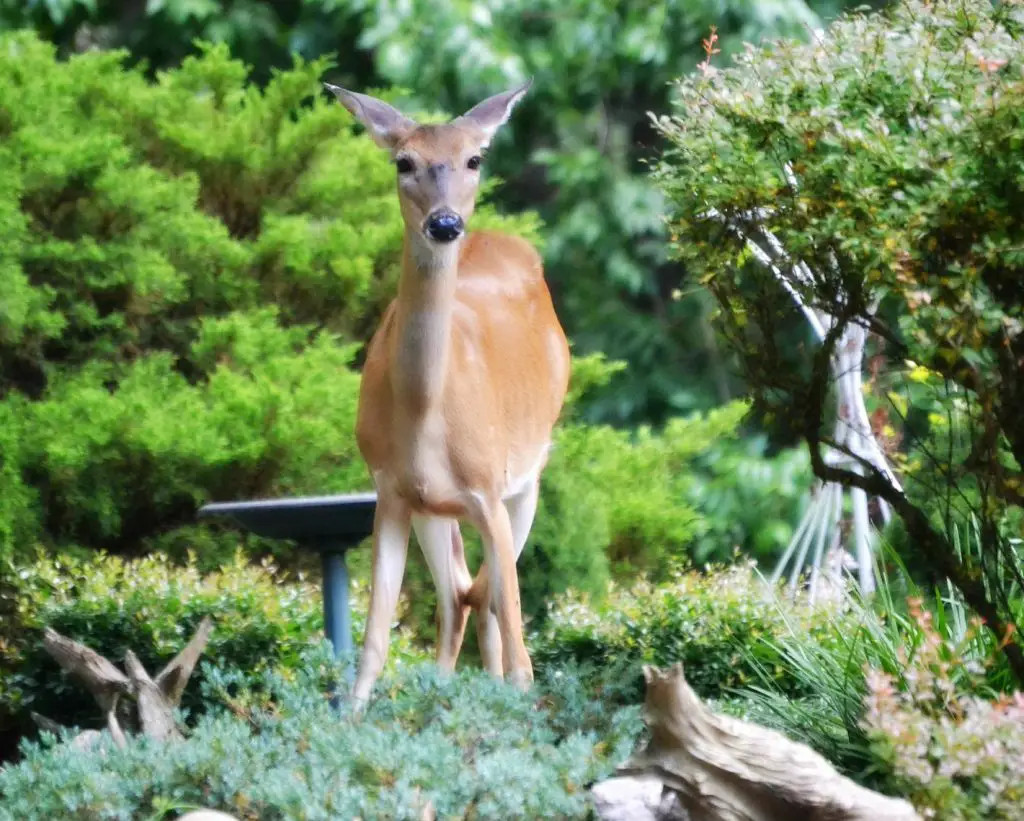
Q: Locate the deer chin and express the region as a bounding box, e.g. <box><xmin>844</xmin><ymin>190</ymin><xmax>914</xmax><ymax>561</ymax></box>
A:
<box><xmin>410</xmin><ymin>229</ymin><xmax>461</xmax><ymax>273</ymax></box>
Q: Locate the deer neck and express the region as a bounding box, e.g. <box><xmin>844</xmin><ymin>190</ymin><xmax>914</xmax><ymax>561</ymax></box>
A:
<box><xmin>390</xmin><ymin>230</ymin><xmax>461</xmax><ymax>416</ymax></box>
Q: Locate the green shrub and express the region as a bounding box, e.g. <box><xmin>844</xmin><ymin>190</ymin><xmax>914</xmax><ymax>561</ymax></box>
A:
<box><xmin>530</xmin><ymin>560</ymin><xmax>854</xmax><ymax>705</ymax></box>
<box><xmin>681</xmin><ymin>432</ymin><xmax>809</xmax><ymax>565</ymax></box>
<box><xmin>0</xmin><ymin>30</ymin><xmax>537</xmax><ymax>565</ymax></box>
<box><xmin>737</xmin><ymin>593</ymin><xmax>1024</xmax><ymax>819</ymax></box>
<box><xmin>0</xmin><ymin>656</ymin><xmax>643</xmax><ymax>820</ymax></box>
<box><xmin>0</xmin><ymin>551</ymin><xmax>426</xmax><ymax>739</ymax></box>
<box><xmin>652</xmin><ymin>0</ymin><xmax>1024</xmax><ymax>677</ymax></box>
<box><xmin>530</xmin><ymin>400</ymin><xmax>748</xmax><ymax>603</ymax></box>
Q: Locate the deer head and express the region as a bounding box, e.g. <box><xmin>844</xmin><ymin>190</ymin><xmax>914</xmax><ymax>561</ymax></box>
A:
<box><xmin>325</xmin><ymin>81</ymin><xmax>531</xmax><ymax>248</ymax></box>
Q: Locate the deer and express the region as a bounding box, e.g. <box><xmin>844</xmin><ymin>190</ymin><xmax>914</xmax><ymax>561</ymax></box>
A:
<box><xmin>324</xmin><ymin>80</ymin><xmax>571</xmax><ymax>709</ymax></box>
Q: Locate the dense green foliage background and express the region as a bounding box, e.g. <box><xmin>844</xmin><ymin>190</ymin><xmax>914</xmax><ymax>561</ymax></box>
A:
<box><xmin>0</xmin><ymin>0</ymin><xmax>866</xmax><ymax>425</ymax></box>
<box><xmin>0</xmin><ymin>32</ymin><xmax>808</xmax><ymax>609</ymax></box>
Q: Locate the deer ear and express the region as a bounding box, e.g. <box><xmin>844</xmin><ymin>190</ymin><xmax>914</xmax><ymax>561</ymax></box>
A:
<box><xmin>454</xmin><ymin>79</ymin><xmax>532</xmax><ymax>147</ymax></box>
<box><xmin>324</xmin><ymin>84</ymin><xmax>417</xmax><ymax>150</ymax></box>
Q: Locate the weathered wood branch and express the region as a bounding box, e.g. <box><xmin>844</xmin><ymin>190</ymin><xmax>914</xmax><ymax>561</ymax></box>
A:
<box><xmin>105</xmin><ymin>697</ymin><xmax>128</xmax><ymax>749</ymax></box>
<box><xmin>594</xmin><ymin>663</ymin><xmax>920</xmax><ymax>821</ymax></box>
<box><xmin>30</xmin><ymin>712</ymin><xmax>65</xmax><ymax>735</ymax></box>
<box><xmin>156</xmin><ymin>616</ymin><xmax>213</xmax><ymax>707</ymax></box>
<box><xmin>42</xmin><ymin>627</ymin><xmax>130</xmax><ymax>713</ymax></box>
<box><xmin>124</xmin><ymin>650</ymin><xmax>181</xmax><ymax>742</ymax></box>
<box><xmin>38</xmin><ymin>621</ymin><xmax>213</xmax><ymax>748</ymax></box>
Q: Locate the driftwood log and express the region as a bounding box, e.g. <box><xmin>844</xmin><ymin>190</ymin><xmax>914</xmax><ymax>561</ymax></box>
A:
<box><xmin>592</xmin><ymin>663</ymin><xmax>920</xmax><ymax>821</ymax></box>
<box><xmin>31</xmin><ymin>617</ymin><xmax>213</xmax><ymax>749</ymax></box>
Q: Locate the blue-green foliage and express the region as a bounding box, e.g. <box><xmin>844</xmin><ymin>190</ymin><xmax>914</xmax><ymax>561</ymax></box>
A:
<box><xmin>0</xmin><ymin>654</ymin><xmax>643</xmax><ymax>821</ymax></box>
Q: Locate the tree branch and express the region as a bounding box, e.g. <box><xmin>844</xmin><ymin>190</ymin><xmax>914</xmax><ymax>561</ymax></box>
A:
<box><xmin>42</xmin><ymin>627</ymin><xmax>130</xmax><ymax>714</ymax></box>
<box><xmin>610</xmin><ymin>663</ymin><xmax>921</xmax><ymax>820</ymax></box>
<box><xmin>155</xmin><ymin>616</ymin><xmax>213</xmax><ymax>708</ymax></box>
<box><xmin>124</xmin><ymin>650</ymin><xmax>181</xmax><ymax>742</ymax></box>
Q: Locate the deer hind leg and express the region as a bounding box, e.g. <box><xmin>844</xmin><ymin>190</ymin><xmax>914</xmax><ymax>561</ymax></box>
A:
<box><xmin>351</xmin><ymin>495</ymin><xmax>410</xmax><ymax>710</ymax></box>
<box><xmin>413</xmin><ymin>515</ymin><xmax>472</xmax><ymax>672</ymax></box>
<box><xmin>471</xmin><ymin>477</ymin><xmax>540</xmax><ymax>681</ymax></box>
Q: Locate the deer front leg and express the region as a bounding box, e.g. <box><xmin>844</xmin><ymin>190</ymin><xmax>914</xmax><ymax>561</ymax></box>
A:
<box><xmin>471</xmin><ymin>494</ymin><xmax>532</xmax><ymax>688</ymax></box>
<box><xmin>413</xmin><ymin>515</ymin><xmax>472</xmax><ymax>672</ymax></box>
<box><xmin>352</xmin><ymin>495</ymin><xmax>410</xmax><ymax>710</ymax></box>
<box><xmin>474</xmin><ymin>477</ymin><xmax>540</xmax><ymax>677</ymax></box>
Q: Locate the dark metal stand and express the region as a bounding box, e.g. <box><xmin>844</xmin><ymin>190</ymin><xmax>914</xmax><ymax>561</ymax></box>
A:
<box><xmin>320</xmin><ymin>548</ymin><xmax>353</xmax><ymax>666</ymax></box>
<box><xmin>198</xmin><ymin>492</ymin><xmax>377</xmax><ymax>706</ymax></box>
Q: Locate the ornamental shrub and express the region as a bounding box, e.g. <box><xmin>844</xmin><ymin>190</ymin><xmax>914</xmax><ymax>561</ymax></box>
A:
<box><xmin>0</xmin><ymin>655</ymin><xmax>643</xmax><ymax>820</ymax></box>
<box><xmin>0</xmin><ymin>29</ymin><xmax>537</xmax><ymax>569</ymax></box>
<box><xmin>729</xmin><ymin>561</ymin><xmax>1023</xmax><ymax>790</ymax></box>
<box><xmin>652</xmin><ymin>0</ymin><xmax>1024</xmax><ymax>678</ymax></box>
<box><xmin>862</xmin><ymin>600</ymin><xmax>1024</xmax><ymax>820</ymax></box>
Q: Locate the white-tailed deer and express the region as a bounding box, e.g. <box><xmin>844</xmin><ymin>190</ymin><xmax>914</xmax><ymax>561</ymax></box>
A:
<box><xmin>325</xmin><ymin>80</ymin><xmax>570</xmax><ymax>708</ymax></box>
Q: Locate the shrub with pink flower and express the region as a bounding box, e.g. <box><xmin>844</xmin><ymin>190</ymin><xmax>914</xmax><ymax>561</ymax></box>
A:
<box><xmin>862</xmin><ymin>599</ymin><xmax>1024</xmax><ymax>820</ymax></box>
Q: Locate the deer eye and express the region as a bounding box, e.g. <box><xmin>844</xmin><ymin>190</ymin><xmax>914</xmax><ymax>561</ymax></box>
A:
<box><xmin>467</xmin><ymin>155</ymin><xmax>482</xmax><ymax>171</ymax></box>
<box><xmin>395</xmin><ymin>157</ymin><xmax>414</xmax><ymax>174</ymax></box>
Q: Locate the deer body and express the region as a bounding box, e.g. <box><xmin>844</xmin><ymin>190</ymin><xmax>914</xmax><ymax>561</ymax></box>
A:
<box><xmin>326</xmin><ymin>82</ymin><xmax>570</xmax><ymax>707</ymax></box>
<box><xmin>359</xmin><ymin>232</ymin><xmax>567</xmax><ymax>510</ymax></box>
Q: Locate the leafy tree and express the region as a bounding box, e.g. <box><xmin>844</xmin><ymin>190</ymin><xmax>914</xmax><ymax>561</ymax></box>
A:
<box><xmin>653</xmin><ymin>0</ymin><xmax>1024</xmax><ymax>681</ymax></box>
<box><xmin>0</xmin><ymin>0</ymin><xmax>373</xmax><ymax>87</ymax></box>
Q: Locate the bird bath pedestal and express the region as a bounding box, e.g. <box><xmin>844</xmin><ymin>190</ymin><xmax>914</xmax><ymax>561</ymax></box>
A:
<box><xmin>198</xmin><ymin>493</ymin><xmax>377</xmax><ymax>699</ymax></box>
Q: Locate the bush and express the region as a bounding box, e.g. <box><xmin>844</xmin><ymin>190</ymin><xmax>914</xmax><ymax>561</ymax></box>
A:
<box><xmin>682</xmin><ymin>432</ymin><xmax>809</xmax><ymax>565</ymax></box>
<box><xmin>740</xmin><ymin>592</ymin><xmax>1024</xmax><ymax>819</ymax></box>
<box><xmin>653</xmin><ymin>0</ymin><xmax>1024</xmax><ymax>681</ymax></box>
<box><xmin>862</xmin><ymin>600</ymin><xmax>1024</xmax><ymax>820</ymax></box>
<box><xmin>728</xmin><ymin>562</ymin><xmax>1023</xmax><ymax>802</ymax></box>
<box><xmin>529</xmin><ymin>399</ymin><xmax>751</xmax><ymax>602</ymax></box>
<box><xmin>530</xmin><ymin>561</ymin><xmax>854</xmax><ymax>705</ymax></box>
<box><xmin>0</xmin><ymin>551</ymin><xmax>426</xmax><ymax>740</ymax></box>
<box><xmin>0</xmin><ymin>30</ymin><xmax>537</xmax><ymax>567</ymax></box>
<box><xmin>0</xmin><ymin>657</ymin><xmax>643</xmax><ymax>820</ymax></box>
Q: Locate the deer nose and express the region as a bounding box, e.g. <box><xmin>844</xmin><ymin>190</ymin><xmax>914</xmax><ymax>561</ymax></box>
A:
<box><xmin>425</xmin><ymin>210</ymin><xmax>464</xmax><ymax>243</ymax></box>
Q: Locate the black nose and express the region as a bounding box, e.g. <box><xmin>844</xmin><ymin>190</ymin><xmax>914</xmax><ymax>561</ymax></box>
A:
<box><xmin>425</xmin><ymin>211</ymin><xmax>464</xmax><ymax>243</ymax></box>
